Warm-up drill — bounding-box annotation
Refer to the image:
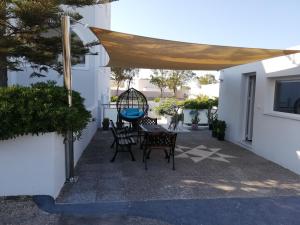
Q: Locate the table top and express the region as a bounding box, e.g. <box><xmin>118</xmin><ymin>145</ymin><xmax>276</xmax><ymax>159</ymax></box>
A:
<box><xmin>140</xmin><ymin>124</ymin><xmax>168</xmax><ymax>133</ymax></box>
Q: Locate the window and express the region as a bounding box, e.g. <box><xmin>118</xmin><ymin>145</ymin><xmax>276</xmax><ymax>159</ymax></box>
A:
<box><xmin>274</xmin><ymin>80</ymin><xmax>300</xmax><ymax>114</ymax></box>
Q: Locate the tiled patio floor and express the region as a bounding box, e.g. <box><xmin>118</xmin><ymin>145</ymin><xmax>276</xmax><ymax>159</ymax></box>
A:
<box><xmin>57</xmin><ymin>128</ymin><xmax>300</xmax><ymax>203</ymax></box>
<box><xmin>3</xmin><ymin>128</ymin><xmax>300</xmax><ymax>225</ymax></box>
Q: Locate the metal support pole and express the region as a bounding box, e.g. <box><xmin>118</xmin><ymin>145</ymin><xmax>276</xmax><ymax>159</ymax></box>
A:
<box><xmin>61</xmin><ymin>15</ymin><xmax>76</xmax><ymax>182</ymax></box>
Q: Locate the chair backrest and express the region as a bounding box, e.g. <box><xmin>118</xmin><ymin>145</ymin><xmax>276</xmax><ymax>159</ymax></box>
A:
<box><xmin>145</xmin><ymin>132</ymin><xmax>177</xmax><ymax>149</ymax></box>
<box><xmin>139</xmin><ymin>116</ymin><xmax>158</xmax><ymax>126</ymax></box>
<box><xmin>110</xmin><ymin>120</ymin><xmax>118</xmax><ymax>141</ymax></box>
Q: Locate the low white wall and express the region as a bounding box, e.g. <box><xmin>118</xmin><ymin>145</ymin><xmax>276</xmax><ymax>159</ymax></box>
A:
<box><xmin>183</xmin><ymin>109</ymin><xmax>208</xmax><ymax>124</ymax></box>
<box><xmin>219</xmin><ymin>51</ymin><xmax>300</xmax><ymax>175</ymax></box>
<box><xmin>0</xmin><ymin>133</ymin><xmax>65</xmax><ymax>198</ymax></box>
<box><xmin>0</xmin><ymin>106</ymin><xmax>98</xmax><ymax>198</ymax></box>
<box><xmin>74</xmin><ymin>106</ymin><xmax>98</xmax><ymax>164</ymax></box>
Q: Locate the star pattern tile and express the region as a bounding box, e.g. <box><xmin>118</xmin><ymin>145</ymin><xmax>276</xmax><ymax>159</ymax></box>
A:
<box><xmin>175</xmin><ymin>144</ymin><xmax>237</xmax><ymax>163</ymax></box>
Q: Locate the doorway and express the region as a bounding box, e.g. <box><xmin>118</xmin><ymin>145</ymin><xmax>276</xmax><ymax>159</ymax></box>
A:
<box><xmin>244</xmin><ymin>74</ymin><xmax>256</xmax><ymax>142</ymax></box>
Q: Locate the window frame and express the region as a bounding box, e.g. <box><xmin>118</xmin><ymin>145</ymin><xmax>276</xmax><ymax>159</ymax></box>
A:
<box><xmin>273</xmin><ymin>79</ymin><xmax>300</xmax><ymax>114</ymax></box>
<box><xmin>264</xmin><ymin>75</ymin><xmax>300</xmax><ymax>121</ymax></box>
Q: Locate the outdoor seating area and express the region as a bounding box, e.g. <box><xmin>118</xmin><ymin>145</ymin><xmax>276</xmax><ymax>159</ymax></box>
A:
<box><xmin>57</xmin><ymin>128</ymin><xmax>300</xmax><ymax>204</ymax></box>
<box><xmin>110</xmin><ymin>115</ymin><xmax>177</xmax><ymax>170</ymax></box>
<box><xmin>2</xmin><ymin>1</ymin><xmax>300</xmax><ymax>224</ymax></box>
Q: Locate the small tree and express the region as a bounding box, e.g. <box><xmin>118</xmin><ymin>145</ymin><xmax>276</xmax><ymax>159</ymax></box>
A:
<box><xmin>111</xmin><ymin>67</ymin><xmax>126</xmax><ymax>95</ymax></box>
<box><xmin>198</xmin><ymin>74</ymin><xmax>217</xmax><ymax>85</ymax></box>
<box><xmin>124</xmin><ymin>68</ymin><xmax>139</xmax><ymax>89</ymax></box>
<box><xmin>150</xmin><ymin>69</ymin><xmax>168</xmax><ymax>97</ymax></box>
<box><xmin>111</xmin><ymin>67</ymin><xmax>138</xmax><ymax>94</ymax></box>
<box><xmin>167</xmin><ymin>70</ymin><xmax>195</xmax><ymax>96</ymax></box>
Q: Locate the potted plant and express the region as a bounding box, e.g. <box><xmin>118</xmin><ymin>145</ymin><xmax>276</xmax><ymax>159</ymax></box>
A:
<box><xmin>102</xmin><ymin>118</ymin><xmax>110</xmax><ymax>130</ymax></box>
<box><xmin>154</xmin><ymin>98</ymin><xmax>183</xmax><ymax>130</ymax></box>
<box><xmin>206</xmin><ymin>98</ymin><xmax>218</xmax><ymax>130</ymax></box>
<box><xmin>212</xmin><ymin>119</ymin><xmax>218</xmax><ymax>137</ymax></box>
<box><xmin>216</xmin><ymin>120</ymin><xmax>226</xmax><ymax>141</ymax></box>
<box><xmin>191</xmin><ymin>110</ymin><xmax>200</xmax><ymax>130</ymax></box>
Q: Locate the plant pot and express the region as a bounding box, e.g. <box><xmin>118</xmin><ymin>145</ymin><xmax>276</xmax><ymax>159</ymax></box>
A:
<box><xmin>217</xmin><ymin>132</ymin><xmax>225</xmax><ymax>141</ymax></box>
<box><xmin>191</xmin><ymin>123</ymin><xmax>198</xmax><ymax>130</ymax></box>
<box><xmin>212</xmin><ymin>130</ymin><xmax>217</xmax><ymax>137</ymax></box>
<box><xmin>102</xmin><ymin>124</ymin><xmax>109</xmax><ymax>130</ymax></box>
<box><xmin>102</xmin><ymin>119</ymin><xmax>110</xmax><ymax>130</ymax></box>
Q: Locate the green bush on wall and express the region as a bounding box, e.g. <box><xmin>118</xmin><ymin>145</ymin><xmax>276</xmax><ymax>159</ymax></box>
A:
<box><xmin>110</xmin><ymin>96</ymin><xmax>118</xmax><ymax>102</ymax></box>
<box><xmin>183</xmin><ymin>96</ymin><xmax>218</xmax><ymax>110</ymax></box>
<box><xmin>0</xmin><ymin>81</ymin><xmax>91</xmax><ymax>141</ymax></box>
<box><xmin>154</xmin><ymin>98</ymin><xmax>183</xmax><ymax>116</ymax></box>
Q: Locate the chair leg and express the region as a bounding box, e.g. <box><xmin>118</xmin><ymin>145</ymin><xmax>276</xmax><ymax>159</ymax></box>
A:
<box><xmin>144</xmin><ymin>148</ymin><xmax>148</xmax><ymax>170</ymax></box>
<box><xmin>140</xmin><ymin>138</ymin><xmax>145</xmax><ymax>150</ymax></box>
<box><xmin>110</xmin><ymin>145</ymin><xmax>118</xmax><ymax>162</ymax></box>
<box><xmin>128</xmin><ymin>145</ymin><xmax>136</xmax><ymax>161</ymax></box>
<box><xmin>110</xmin><ymin>140</ymin><xmax>115</xmax><ymax>148</ymax></box>
<box><xmin>164</xmin><ymin>150</ymin><xmax>169</xmax><ymax>159</ymax></box>
<box><xmin>142</xmin><ymin>146</ymin><xmax>146</xmax><ymax>162</ymax></box>
<box><xmin>172</xmin><ymin>149</ymin><xmax>175</xmax><ymax>170</ymax></box>
<box><xmin>146</xmin><ymin>150</ymin><xmax>151</xmax><ymax>159</ymax></box>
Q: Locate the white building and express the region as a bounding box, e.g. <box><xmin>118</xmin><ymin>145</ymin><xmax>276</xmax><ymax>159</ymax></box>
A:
<box><xmin>111</xmin><ymin>71</ymin><xmax>220</xmax><ymax>99</ymax></box>
<box><xmin>188</xmin><ymin>81</ymin><xmax>219</xmax><ymax>99</ymax></box>
<box><xmin>218</xmin><ymin>47</ymin><xmax>300</xmax><ymax>175</ymax></box>
<box><xmin>8</xmin><ymin>5</ymin><xmax>111</xmax><ymax>124</ymax></box>
<box><xmin>0</xmin><ymin>5</ymin><xmax>111</xmax><ymax>198</ymax></box>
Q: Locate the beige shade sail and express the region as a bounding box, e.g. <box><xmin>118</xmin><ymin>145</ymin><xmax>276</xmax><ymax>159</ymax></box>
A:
<box><xmin>90</xmin><ymin>27</ymin><xmax>300</xmax><ymax>70</ymax></box>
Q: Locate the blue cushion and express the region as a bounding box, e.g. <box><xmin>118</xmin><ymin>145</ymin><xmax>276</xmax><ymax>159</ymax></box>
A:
<box><xmin>127</xmin><ymin>112</ymin><xmax>140</xmax><ymax>116</ymax></box>
<box><xmin>123</xmin><ymin>108</ymin><xmax>139</xmax><ymax>114</ymax></box>
<box><xmin>120</xmin><ymin>110</ymin><xmax>144</xmax><ymax>120</ymax></box>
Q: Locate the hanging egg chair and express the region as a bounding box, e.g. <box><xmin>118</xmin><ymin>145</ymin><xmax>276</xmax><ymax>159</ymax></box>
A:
<box><xmin>116</xmin><ymin>88</ymin><xmax>148</xmax><ymax>123</ymax></box>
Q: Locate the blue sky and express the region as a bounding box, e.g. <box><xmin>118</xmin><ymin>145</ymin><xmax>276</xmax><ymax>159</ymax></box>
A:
<box><xmin>111</xmin><ymin>0</ymin><xmax>300</xmax><ymax>49</ymax></box>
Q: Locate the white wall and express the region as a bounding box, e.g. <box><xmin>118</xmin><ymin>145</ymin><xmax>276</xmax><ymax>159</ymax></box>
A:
<box><xmin>219</xmin><ymin>49</ymin><xmax>300</xmax><ymax>174</ymax></box>
<box><xmin>1</xmin><ymin>5</ymin><xmax>111</xmax><ymax>197</ymax></box>
<box><xmin>0</xmin><ymin>107</ymin><xmax>97</xmax><ymax>198</ymax></box>
<box><xmin>0</xmin><ymin>133</ymin><xmax>65</xmax><ymax>198</ymax></box>
<box><xmin>74</xmin><ymin>106</ymin><xmax>98</xmax><ymax>163</ymax></box>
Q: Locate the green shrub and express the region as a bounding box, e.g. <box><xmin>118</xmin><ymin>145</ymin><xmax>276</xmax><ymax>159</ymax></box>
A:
<box><xmin>110</xmin><ymin>96</ymin><xmax>118</xmax><ymax>102</ymax></box>
<box><xmin>153</xmin><ymin>97</ymin><xmax>160</xmax><ymax>103</ymax></box>
<box><xmin>183</xmin><ymin>96</ymin><xmax>218</xmax><ymax>110</ymax></box>
<box><xmin>0</xmin><ymin>81</ymin><xmax>91</xmax><ymax>140</ymax></box>
<box><xmin>154</xmin><ymin>98</ymin><xmax>183</xmax><ymax>116</ymax></box>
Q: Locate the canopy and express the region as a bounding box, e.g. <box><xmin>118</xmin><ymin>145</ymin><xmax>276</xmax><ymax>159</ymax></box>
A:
<box><xmin>90</xmin><ymin>27</ymin><xmax>300</xmax><ymax>70</ymax></box>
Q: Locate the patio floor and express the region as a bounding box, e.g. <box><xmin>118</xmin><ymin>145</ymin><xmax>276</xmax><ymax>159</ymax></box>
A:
<box><xmin>57</xmin><ymin>128</ymin><xmax>300</xmax><ymax>203</ymax></box>
<box><xmin>3</xmin><ymin>128</ymin><xmax>300</xmax><ymax>225</ymax></box>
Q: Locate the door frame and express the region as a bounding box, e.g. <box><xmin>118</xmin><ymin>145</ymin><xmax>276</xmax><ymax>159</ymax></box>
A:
<box><xmin>242</xmin><ymin>72</ymin><xmax>256</xmax><ymax>142</ymax></box>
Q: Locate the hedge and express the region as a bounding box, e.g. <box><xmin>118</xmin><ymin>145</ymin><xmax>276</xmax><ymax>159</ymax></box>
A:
<box><xmin>110</xmin><ymin>95</ymin><xmax>118</xmax><ymax>102</ymax></box>
<box><xmin>183</xmin><ymin>96</ymin><xmax>218</xmax><ymax>110</ymax></box>
<box><xmin>154</xmin><ymin>98</ymin><xmax>183</xmax><ymax>116</ymax></box>
<box><xmin>0</xmin><ymin>81</ymin><xmax>91</xmax><ymax>140</ymax></box>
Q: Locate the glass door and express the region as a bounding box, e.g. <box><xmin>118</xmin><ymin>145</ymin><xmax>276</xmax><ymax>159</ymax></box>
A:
<box><xmin>245</xmin><ymin>75</ymin><xmax>256</xmax><ymax>141</ymax></box>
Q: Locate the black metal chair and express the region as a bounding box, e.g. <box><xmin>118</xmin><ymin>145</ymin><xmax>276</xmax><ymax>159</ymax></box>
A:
<box><xmin>138</xmin><ymin>116</ymin><xmax>158</xmax><ymax>146</ymax></box>
<box><xmin>143</xmin><ymin>132</ymin><xmax>177</xmax><ymax>170</ymax></box>
<box><xmin>110</xmin><ymin>120</ymin><xmax>133</xmax><ymax>149</ymax></box>
<box><xmin>110</xmin><ymin>120</ymin><xmax>136</xmax><ymax>162</ymax></box>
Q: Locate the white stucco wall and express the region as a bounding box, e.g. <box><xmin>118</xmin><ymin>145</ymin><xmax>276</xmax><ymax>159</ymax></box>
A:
<box><xmin>0</xmin><ymin>106</ymin><xmax>97</xmax><ymax>198</ymax></box>
<box><xmin>0</xmin><ymin>133</ymin><xmax>65</xmax><ymax>198</ymax></box>
<box><xmin>219</xmin><ymin>49</ymin><xmax>300</xmax><ymax>174</ymax></box>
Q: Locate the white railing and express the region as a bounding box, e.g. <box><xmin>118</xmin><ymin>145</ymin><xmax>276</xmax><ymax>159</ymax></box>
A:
<box><xmin>101</xmin><ymin>103</ymin><xmax>118</xmax><ymax>123</ymax></box>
